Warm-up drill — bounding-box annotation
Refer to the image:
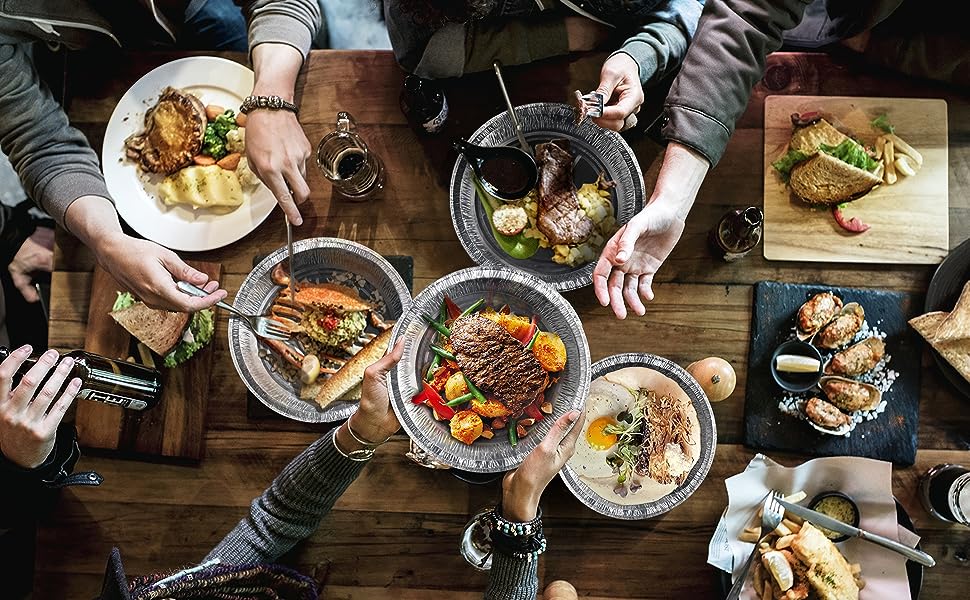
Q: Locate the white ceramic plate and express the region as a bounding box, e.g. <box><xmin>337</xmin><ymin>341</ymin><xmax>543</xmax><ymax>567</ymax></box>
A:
<box><xmin>102</xmin><ymin>56</ymin><xmax>276</xmax><ymax>252</ymax></box>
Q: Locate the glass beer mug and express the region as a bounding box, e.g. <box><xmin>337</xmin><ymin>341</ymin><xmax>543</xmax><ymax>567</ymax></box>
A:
<box><xmin>316</xmin><ymin>111</ymin><xmax>385</xmax><ymax>201</ymax></box>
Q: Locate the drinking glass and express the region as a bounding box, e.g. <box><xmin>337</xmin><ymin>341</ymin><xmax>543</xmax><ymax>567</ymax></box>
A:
<box><xmin>919</xmin><ymin>463</ymin><xmax>970</xmax><ymax>526</ymax></box>
<box><xmin>316</xmin><ymin>111</ymin><xmax>385</xmax><ymax>200</ymax></box>
<box><xmin>459</xmin><ymin>508</ymin><xmax>494</xmax><ymax>571</ymax></box>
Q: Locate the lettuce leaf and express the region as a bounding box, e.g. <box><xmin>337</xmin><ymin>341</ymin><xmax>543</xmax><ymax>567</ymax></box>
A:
<box><xmin>819</xmin><ymin>140</ymin><xmax>879</xmax><ymax>172</ymax></box>
<box><xmin>112</xmin><ymin>291</ymin><xmax>135</xmax><ymax>311</ymax></box>
<box><xmin>163</xmin><ymin>308</ymin><xmax>214</xmax><ymax>368</ymax></box>
<box><xmin>771</xmin><ymin>149</ymin><xmax>809</xmax><ymax>181</ymax></box>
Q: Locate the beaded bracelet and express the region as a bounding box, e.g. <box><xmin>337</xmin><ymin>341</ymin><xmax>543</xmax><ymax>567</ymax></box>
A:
<box><xmin>487</xmin><ymin>506</ymin><xmax>547</xmax><ymax>562</ymax></box>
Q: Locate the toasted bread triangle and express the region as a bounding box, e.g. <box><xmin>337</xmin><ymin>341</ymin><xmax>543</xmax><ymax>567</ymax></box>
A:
<box><xmin>110</xmin><ymin>301</ymin><xmax>190</xmax><ymax>356</ymax></box>
<box><xmin>789</xmin><ymin>153</ymin><xmax>882</xmax><ymax>205</ymax></box>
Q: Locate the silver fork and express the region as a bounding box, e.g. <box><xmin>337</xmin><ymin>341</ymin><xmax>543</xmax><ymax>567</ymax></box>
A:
<box><xmin>727</xmin><ymin>490</ymin><xmax>785</xmax><ymax>600</ymax></box>
<box><xmin>575</xmin><ymin>90</ymin><xmax>605</xmax><ymax>122</ymax></box>
<box><xmin>176</xmin><ymin>281</ymin><xmax>290</xmax><ymax>341</ymax></box>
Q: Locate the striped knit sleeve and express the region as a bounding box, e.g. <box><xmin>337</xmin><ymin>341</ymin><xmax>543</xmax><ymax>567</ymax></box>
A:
<box><xmin>484</xmin><ymin>549</ymin><xmax>539</xmax><ymax>600</ymax></box>
<box><xmin>204</xmin><ymin>429</ymin><xmax>365</xmax><ymax>564</ymax></box>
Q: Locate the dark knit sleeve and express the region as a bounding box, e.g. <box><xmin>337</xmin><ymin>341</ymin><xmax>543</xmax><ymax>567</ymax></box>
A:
<box><xmin>483</xmin><ymin>546</ymin><xmax>539</xmax><ymax>599</ymax></box>
<box><xmin>204</xmin><ymin>430</ymin><xmax>366</xmax><ymax>564</ymax></box>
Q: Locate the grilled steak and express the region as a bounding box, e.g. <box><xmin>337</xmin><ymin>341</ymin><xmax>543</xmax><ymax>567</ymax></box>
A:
<box><xmin>125</xmin><ymin>86</ymin><xmax>206</xmax><ymax>174</ymax></box>
<box><xmin>450</xmin><ymin>315</ymin><xmax>549</xmax><ymax>415</ymax></box>
<box><xmin>536</xmin><ymin>140</ymin><xmax>594</xmax><ymax>245</ymax></box>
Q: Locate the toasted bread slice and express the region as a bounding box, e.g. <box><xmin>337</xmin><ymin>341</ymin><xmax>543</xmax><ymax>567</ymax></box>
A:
<box><xmin>110</xmin><ymin>301</ymin><xmax>190</xmax><ymax>356</ymax></box>
<box><xmin>789</xmin><ymin>153</ymin><xmax>882</xmax><ymax>205</ymax></box>
<box><xmin>910</xmin><ymin>310</ymin><xmax>970</xmax><ymax>384</ymax></box>
<box><xmin>789</xmin><ymin>119</ymin><xmax>850</xmax><ymax>155</ymax></box>
<box><xmin>315</xmin><ymin>329</ymin><xmax>392</xmax><ymax>409</ymax></box>
<box><xmin>294</xmin><ymin>283</ymin><xmax>373</xmax><ymax>313</ymax></box>
<box><xmin>933</xmin><ymin>281</ymin><xmax>970</xmax><ymax>342</ymax></box>
<box><xmin>125</xmin><ymin>87</ymin><xmax>206</xmax><ymax>174</ymax></box>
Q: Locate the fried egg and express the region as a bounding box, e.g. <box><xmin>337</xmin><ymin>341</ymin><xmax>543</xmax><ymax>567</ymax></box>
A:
<box><xmin>568</xmin><ymin>378</ymin><xmax>633</xmax><ymax>479</ymax></box>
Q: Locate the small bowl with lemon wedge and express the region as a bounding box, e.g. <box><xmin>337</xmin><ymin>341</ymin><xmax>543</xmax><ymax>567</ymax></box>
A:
<box><xmin>771</xmin><ymin>340</ymin><xmax>823</xmax><ymax>392</ymax></box>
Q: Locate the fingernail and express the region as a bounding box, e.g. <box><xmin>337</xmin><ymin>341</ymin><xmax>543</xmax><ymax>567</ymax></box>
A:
<box><xmin>61</xmin><ymin>357</ymin><xmax>75</xmax><ymax>369</ymax></box>
<box><xmin>16</xmin><ymin>344</ymin><xmax>32</xmax><ymax>355</ymax></box>
<box><xmin>43</xmin><ymin>349</ymin><xmax>58</xmax><ymax>361</ymax></box>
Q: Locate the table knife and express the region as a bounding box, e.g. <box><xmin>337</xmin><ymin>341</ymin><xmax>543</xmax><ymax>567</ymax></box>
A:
<box><xmin>777</xmin><ymin>498</ymin><xmax>936</xmax><ymax>567</ymax></box>
<box><xmin>285</xmin><ymin>216</ymin><xmax>296</xmax><ymax>300</ymax></box>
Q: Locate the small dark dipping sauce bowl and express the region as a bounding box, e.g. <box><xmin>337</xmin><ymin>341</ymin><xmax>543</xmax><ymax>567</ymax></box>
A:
<box><xmin>771</xmin><ymin>340</ymin><xmax>823</xmax><ymax>393</ymax></box>
<box><xmin>809</xmin><ymin>491</ymin><xmax>860</xmax><ymax>543</ymax></box>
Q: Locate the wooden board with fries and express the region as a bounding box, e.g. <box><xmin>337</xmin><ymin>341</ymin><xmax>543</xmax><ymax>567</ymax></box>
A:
<box><xmin>763</xmin><ymin>96</ymin><xmax>948</xmax><ymax>264</ymax></box>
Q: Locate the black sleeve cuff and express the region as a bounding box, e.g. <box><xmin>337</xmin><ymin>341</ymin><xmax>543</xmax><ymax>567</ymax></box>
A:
<box><xmin>0</xmin><ymin>424</ymin><xmax>80</xmax><ymax>486</ymax></box>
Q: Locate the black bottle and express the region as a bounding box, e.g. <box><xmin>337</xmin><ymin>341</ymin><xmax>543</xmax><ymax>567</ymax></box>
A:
<box><xmin>710</xmin><ymin>206</ymin><xmax>764</xmax><ymax>262</ymax></box>
<box><xmin>400</xmin><ymin>75</ymin><xmax>448</xmax><ymax>134</ymax></box>
<box><xmin>0</xmin><ymin>346</ymin><xmax>162</xmax><ymax>410</ymax></box>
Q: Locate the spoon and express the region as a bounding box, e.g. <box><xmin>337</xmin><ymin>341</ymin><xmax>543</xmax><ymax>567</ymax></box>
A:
<box><xmin>493</xmin><ymin>61</ymin><xmax>532</xmax><ymax>155</ymax></box>
<box><xmin>453</xmin><ymin>138</ymin><xmax>537</xmax><ymax>201</ymax></box>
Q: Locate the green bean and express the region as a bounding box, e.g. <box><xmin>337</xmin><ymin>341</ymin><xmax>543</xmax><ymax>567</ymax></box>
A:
<box><xmin>430</xmin><ymin>345</ymin><xmax>457</xmax><ymax>362</ymax></box>
<box><xmin>445</xmin><ymin>393</ymin><xmax>474</xmax><ymax>407</ymax></box>
<box><xmin>508</xmin><ymin>418</ymin><xmax>518</xmax><ymax>447</ymax></box>
<box><xmin>424</xmin><ymin>354</ymin><xmax>442</xmax><ymax>382</ymax></box>
<box><xmin>458</xmin><ymin>298</ymin><xmax>485</xmax><ymax>318</ymax></box>
<box><xmin>462</xmin><ymin>374</ymin><xmax>488</xmax><ymax>404</ymax></box>
<box><xmin>525</xmin><ymin>329</ymin><xmax>540</xmax><ymax>350</ymax></box>
<box><xmin>422</xmin><ymin>313</ymin><xmax>451</xmax><ymax>337</ymax></box>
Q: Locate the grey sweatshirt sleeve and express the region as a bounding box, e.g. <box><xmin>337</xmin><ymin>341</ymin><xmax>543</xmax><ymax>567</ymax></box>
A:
<box><xmin>614</xmin><ymin>0</ymin><xmax>703</xmax><ymax>87</ymax></box>
<box><xmin>0</xmin><ymin>44</ymin><xmax>111</xmax><ymax>228</ymax></box>
<box><xmin>204</xmin><ymin>430</ymin><xmax>366</xmax><ymax>565</ymax></box>
<box><xmin>242</xmin><ymin>0</ymin><xmax>322</xmax><ymax>59</ymax></box>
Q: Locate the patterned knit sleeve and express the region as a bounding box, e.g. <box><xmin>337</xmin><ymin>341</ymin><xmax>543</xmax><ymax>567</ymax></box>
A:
<box><xmin>204</xmin><ymin>430</ymin><xmax>366</xmax><ymax>564</ymax></box>
<box><xmin>483</xmin><ymin>548</ymin><xmax>539</xmax><ymax>600</ymax></box>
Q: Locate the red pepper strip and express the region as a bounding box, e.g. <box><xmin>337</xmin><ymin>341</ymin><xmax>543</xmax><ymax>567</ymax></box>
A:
<box><xmin>411</xmin><ymin>381</ymin><xmax>455</xmax><ymax>420</ymax></box>
<box><xmin>515</xmin><ymin>315</ymin><xmax>539</xmax><ymax>344</ymax></box>
<box><xmin>832</xmin><ymin>207</ymin><xmax>871</xmax><ymax>234</ymax></box>
<box><xmin>444</xmin><ymin>296</ymin><xmax>462</xmax><ymax>321</ymax></box>
<box><xmin>524</xmin><ymin>403</ymin><xmax>545</xmax><ymax>421</ymax></box>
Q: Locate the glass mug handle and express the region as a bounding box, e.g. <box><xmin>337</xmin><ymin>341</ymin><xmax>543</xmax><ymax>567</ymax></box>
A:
<box><xmin>336</xmin><ymin>111</ymin><xmax>356</xmax><ymax>133</ymax></box>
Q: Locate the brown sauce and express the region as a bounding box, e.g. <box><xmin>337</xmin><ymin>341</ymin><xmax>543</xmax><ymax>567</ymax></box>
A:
<box><xmin>480</xmin><ymin>156</ymin><xmax>530</xmax><ymax>193</ymax></box>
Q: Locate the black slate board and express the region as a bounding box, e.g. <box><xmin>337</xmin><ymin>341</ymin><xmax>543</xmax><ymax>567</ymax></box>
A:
<box><xmin>744</xmin><ymin>281</ymin><xmax>922</xmax><ymax>465</ymax></box>
<box><xmin>247</xmin><ymin>254</ymin><xmax>414</xmax><ymax>420</ymax></box>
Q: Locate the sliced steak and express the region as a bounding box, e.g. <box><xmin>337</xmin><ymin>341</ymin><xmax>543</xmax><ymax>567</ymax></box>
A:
<box><xmin>449</xmin><ymin>314</ymin><xmax>549</xmax><ymax>415</ymax></box>
<box><xmin>536</xmin><ymin>140</ymin><xmax>594</xmax><ymax>245</ymax></box>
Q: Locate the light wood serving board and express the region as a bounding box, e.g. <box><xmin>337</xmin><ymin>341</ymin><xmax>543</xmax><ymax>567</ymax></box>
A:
<box><xmin>763</xmin><ymin>95</ymin><xmax>948</xmax><ymax>264</ymax></box>
<box><xmin>75</xmin><ymin>261</ymin><xmax>221</xmax><ymax>460</ymax></box>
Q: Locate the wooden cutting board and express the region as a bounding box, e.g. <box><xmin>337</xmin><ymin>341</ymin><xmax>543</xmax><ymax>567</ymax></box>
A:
<box><xmin>75</xmin><ymin>261</ymin><xmax>221</xmax><ymax>460</ymax></box>
<box><xmin>762</xmin><ymin>95</ymin><xmax>948</xmax><ymax>264</ymax></box>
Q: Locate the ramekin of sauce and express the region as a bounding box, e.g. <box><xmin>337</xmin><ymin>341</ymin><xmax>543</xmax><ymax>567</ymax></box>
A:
<box><xmin>809</xmin><ymin>491</ymin><xmax>860</xmax><ymax>543</ymax></box>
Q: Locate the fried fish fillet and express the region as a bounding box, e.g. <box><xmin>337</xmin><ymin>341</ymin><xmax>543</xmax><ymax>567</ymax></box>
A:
<box><xmin>293</xmin><ymin>283</ymin><xmax>373</xmax><ymax>312</ymax></box>
<box><xmin>790</xmin><ymin>523</ymin><xmax>859</xmax><ymax>600</ymax></box>
<box><xmin>125</xmin><ymin>87</ymin><xmax>206</xmax><ymax>174</ymax></box>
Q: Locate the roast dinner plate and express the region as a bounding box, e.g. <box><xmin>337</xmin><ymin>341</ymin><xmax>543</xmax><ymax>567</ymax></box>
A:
<box><xmin>387</xmin><ymin>266</ymin><xmax>591</xmax><ymax>473</ymax></box>
<box><xmin>559</xmin><ymin>353</ymin><xmax>716</xmax><ymax>520</ymax></box>
<box><xmin>924</xmin><ymin>236</ymin><xmax>970</xmax><ymax>399</ymax></box>
<box><xmin>229</xmin><ymin>238</ymin><xmax>411</xmax><ymax>423</ymax></box>
<box><xmin>103</xmin><ymin>56</ymin><xmax>277</xmax><ymax>251</ymax></box>
<box><xmin>450</xmin><ymin>102</ymin><xmax>644</xmax><ymax>291</ymax></box>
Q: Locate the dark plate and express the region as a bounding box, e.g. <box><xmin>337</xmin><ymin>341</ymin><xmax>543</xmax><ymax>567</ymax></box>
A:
<box><xmin>714</xmin><ymin>499</ymin><xmax>923</xmax><ymax>598</ymax></box>
<box><xmin>924</xmin><ymin>236</ymin><xmax>970</xmax><ymax>398</ymax></box>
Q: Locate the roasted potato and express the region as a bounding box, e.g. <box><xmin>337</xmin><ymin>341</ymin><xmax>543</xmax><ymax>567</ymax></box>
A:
<box><xmin>429</xmin><ymin>364</ymin><xmax>454</xmax><ymax>392</ymax></box>
<box><xmin>532</xmin><ymin>331</ymin><xmax>567</xmax><ymax>371</ymax></box>
<box><xmin>449</xmin><ymin>410</ymin><xmax>484</xmax><ymax>445</ymax></box>
<box><xmin>471</xmin><ymin>396</ymin><xmax>510</xmax><ymax>418</ymax></box>
<box><xmin>444</xmin><ymin>371</ymin><xmax>469</xmax><ymax>400</ymax></box>
<box><xmin>497</xmin><ymin>313</ymin><xmax>532</xmax><ymax>340</ymax></box>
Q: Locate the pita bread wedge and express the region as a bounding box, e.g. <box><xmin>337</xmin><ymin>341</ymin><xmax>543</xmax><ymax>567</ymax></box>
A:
<box><xmin>910</xmin><ymin>311</ymin><xmax>970</xmax><ymax>384</ymax></box>
<box><xmin>934</xmin><ymin>281</ymin><xmax>970</xmax><ymax>342</ymax></box>
<box><xmin>314</xmin><ymin>329</ymin><xmax>392</xmax><ymax>409</ymax></box>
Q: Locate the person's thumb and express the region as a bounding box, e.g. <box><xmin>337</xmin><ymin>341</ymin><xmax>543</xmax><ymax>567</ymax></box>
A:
<box><xmin>372</xmin><ymin>340</ymin><xmax>405</xmax><ymax>375</ymax></box>
<box><xmin>11</xmin><ymin>272</ymin><xmax>40</xmax><ymax>303</ymax></box>
<box><xmin>615</xmin><ymin>213</ymin><xmax>647</xmax><ymax>263</ymax></box>
<box><xmin>159</xmin><ymin>248</ymin><xmax>207</xmax><ymax>285</ymax></box>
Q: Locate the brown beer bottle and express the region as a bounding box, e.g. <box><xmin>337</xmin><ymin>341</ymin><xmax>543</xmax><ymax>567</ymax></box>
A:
<box><xmin>0</xmin><ymin>347</ymin><xmax>161</xmax><ymax>410</ymax></box>
<box><xmin>710</xmin><ymin>206</ymin><xmax>764</xmax><ymax>262</ymax></box>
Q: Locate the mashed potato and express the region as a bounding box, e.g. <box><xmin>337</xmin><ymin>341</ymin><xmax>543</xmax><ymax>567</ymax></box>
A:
<box><xmin>158</xmin><ymin>165</ymin><xmax>244</xmax><ymax>209</ymax></box>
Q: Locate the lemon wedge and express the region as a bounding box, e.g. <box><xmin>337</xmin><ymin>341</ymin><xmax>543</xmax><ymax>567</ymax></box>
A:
<box><xmin>762</xmin><ymin>550</ymin><xmax>794</xmax><ymax>591</ymax></box>
<box><xmin>775</xmin><ymin>354</ymin><xmax>821</xmax><ymax>373</ymax></box>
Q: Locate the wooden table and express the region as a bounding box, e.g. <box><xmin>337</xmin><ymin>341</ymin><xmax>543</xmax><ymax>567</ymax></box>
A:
<box><xmin>39</xmin><ymin>49</ymin><xmax>970</xmax><ymax>598</ymax></box>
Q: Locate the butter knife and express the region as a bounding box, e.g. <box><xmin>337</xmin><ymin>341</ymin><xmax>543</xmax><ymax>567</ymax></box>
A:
<box><xmin>285</xmin><ymin>216</ymin><xmax>296</xmax><ymax>300</ymax></box>
<box><xmin>777</xmin><ymin>498</ymin><xmax>936</xmax><ymax>567</ymax></box>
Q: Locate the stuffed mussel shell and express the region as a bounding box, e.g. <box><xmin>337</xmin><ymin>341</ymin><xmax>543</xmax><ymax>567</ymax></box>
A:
<box><xmin>815</xmin><ymin>303</ymin><xmax>865</xmax><ymax>349</ymax></box>
<box><xmin>819</xmin><ymin>375</ymin><xmax>881</xmax><ymax>412</ymax></box>
<box><xmin>796</xmin><ymin>292</ymin><xmax>844</xmax><ymax>341</ymax></box>
<box><xmin>824</xmin><ymin>337</ymin><xmax>885</xmax><ymax>376</ymax></box>
<box><xmin>804</xmin><ymin>396</ymin><xmax>854</xmax><ymax>436</ymax></box>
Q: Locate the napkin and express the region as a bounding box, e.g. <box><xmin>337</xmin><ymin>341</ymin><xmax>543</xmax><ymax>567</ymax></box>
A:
<box><xmin>708</xmin><ymin>454</ymin><xmax>919</xmax><ymax>599</ymax></box>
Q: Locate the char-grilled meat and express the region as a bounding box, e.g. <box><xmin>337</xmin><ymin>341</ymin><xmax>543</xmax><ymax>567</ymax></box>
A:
<box><xmin>536</xmin><ymin>140</ymin><xmax>594</xmax><ymax>245</ymax></box>
<box><xmin>125</xmin><ymin>86</ymin><xmax>206</xmax><ymax>174</ymax></box>
<box><xmin>449</xmin><ymin>315</ymin><xmax>549</xmax><ymax>415</ymax></box>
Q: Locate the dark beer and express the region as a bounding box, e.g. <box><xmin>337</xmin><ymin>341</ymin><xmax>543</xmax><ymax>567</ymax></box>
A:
<box><xmin>400</xmin><ymin>75</ymin><xmax>448</xmax><ymax>135</ymax></box>
<box><xmin>919</xmin><ymin>463</ymin><xmax>970</xmax><ymax>525</ymax></box>
<box><xmin>710</xmin><ymin>206</ymin><xmax>764</xmax><ymax>262</ymax></box>
<box><xmin>0</xmin><ymin>347</ymin><xmax>162</xmax><ymax>410</ymax></box>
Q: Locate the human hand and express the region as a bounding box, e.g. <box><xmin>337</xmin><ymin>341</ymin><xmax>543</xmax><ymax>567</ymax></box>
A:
<box><xmin>501</xmin><ymin>409</ymin><xmax>584</xmax><ymax>521</ymax></box>
<box><xmin>592</xmin><ymin>52</ymin><xmax>644</xmax><ymax>132</ymax></box>
<box><xmin>94</xmin><ymin>231</ymin><xmax>226</xmax><ymax>312</ymax></box>
<box><xmin>564</xmin><ymin>16</ymin><xmax>611</xmax><ymax>52</ymax></box>
<box><xmin>244</xmin><ymin>109</ymin><xmax>312</xmax><ymax>226</ymax></box>
<box><xmin>0</xmin><ymin>346</ymin><xmax>82</xmax><ymax>469</ymax></box>
<box><xmin>9</xmin><ymin>226</ymin><xmax>53</xmax><ymax>303</ymax></box>
<box><xmin>592</xmin><ymin>202</ymin><xmax>685</xmax><ymax>319</ymax></box>
<box><xmin>346</xmin><ymin>340</ymin><xmax>405</xmax><ymax>445</ymax></box>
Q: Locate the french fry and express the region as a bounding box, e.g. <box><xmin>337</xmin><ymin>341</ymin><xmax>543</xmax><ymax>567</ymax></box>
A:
<box><xmin>895</xmin><ymin>154</ymin><xmax>918</xmax><ymax>177</ymax></box>
<box><xmin>776</xmin><ymin>534</ymin><xmax>796</xmax><ymax>549</ymax></box>
<box><xmin>740</xmin><ymin>530</ymin><xmax>761</xmax><ymax>543</ymax></box>
<box><xmin>884</xmin><ymin>140</ymin><xmax>897</xmax><ymax>184</ymax></box>
<box><xmin>773</xmin><ymin>522</ymin><xmax>793</xmax><ymax>537</ymax></box>
<box><xmin>784</xmin><ymin>491</ymin><xmax>807</xmax><ymax>504</ymax></box>
<box><xmin>873</xmin><ymin>162</ymin><xmax>884</xmax><ymax>180</ymax></box>
<box><xmin>888</xmin><ymin>133</ymin><xmax>922</xmax><ymax>166</ymax></box>
<box><xmin>873</xmin><ymin>135</ymin><xmax>885</xmax><ymax>161</ymax></box>
<box><xmin>781</xmin><ymin>518</ymin><xmax>801</xmax><ymax>533</ymax></box>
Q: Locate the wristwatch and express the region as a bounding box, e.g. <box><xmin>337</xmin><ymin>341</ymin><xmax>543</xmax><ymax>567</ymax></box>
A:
<box><xmin>240</xmin><ymin>95</ymin><xmax>299</xmax><ymax>115</ymax></box>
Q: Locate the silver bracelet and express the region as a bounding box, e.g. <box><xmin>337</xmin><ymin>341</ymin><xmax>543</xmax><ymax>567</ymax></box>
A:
<box><xmin>346</xmin><ymin>418</ymin><xmax>392</xmax><ymax>448</ymax></box>
<box><xmin>240</xmin><ymin>94</ymin><xmax>298</xmax><ymax>115</ymax></box>
<box><xmin>332</xmin><ymin>427</ymin><xmax>374</xmax><ymax>462</ymax></box>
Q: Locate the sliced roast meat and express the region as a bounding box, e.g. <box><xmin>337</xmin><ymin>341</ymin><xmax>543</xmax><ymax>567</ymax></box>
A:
<box><xmin>449</xmin><ymin>314</ymin><xmax>549</xmax><ymax>415</ymax></box>
<box><xmin>536</xmin><ymin>140</ymin><xmax>594</xmax><ymax>245</ymax></box>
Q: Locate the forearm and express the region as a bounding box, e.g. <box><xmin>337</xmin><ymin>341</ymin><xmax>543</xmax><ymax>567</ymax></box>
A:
<box><xmin>204</xmin><ymin>429</ymin><xmax>366</xmax><ymax>564</ymax></box>
<box><xmin>662</xmin><ymin>0</ymin><xmax>810</xmax><ymax>165</ymax></box>
<box><xmin>653</xmin><ymin>142</ymin><xmax>709</xmax><ymax>220</ymax></box>
<box><xmin>62</xmin><ymin>195</ymin><xmax>124</xmax><ymax>258</ymax></box>
<box><xmin>251</xmin><ymin>43</ymin><xmax>304</xmax><ymax>101</ymax></box>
